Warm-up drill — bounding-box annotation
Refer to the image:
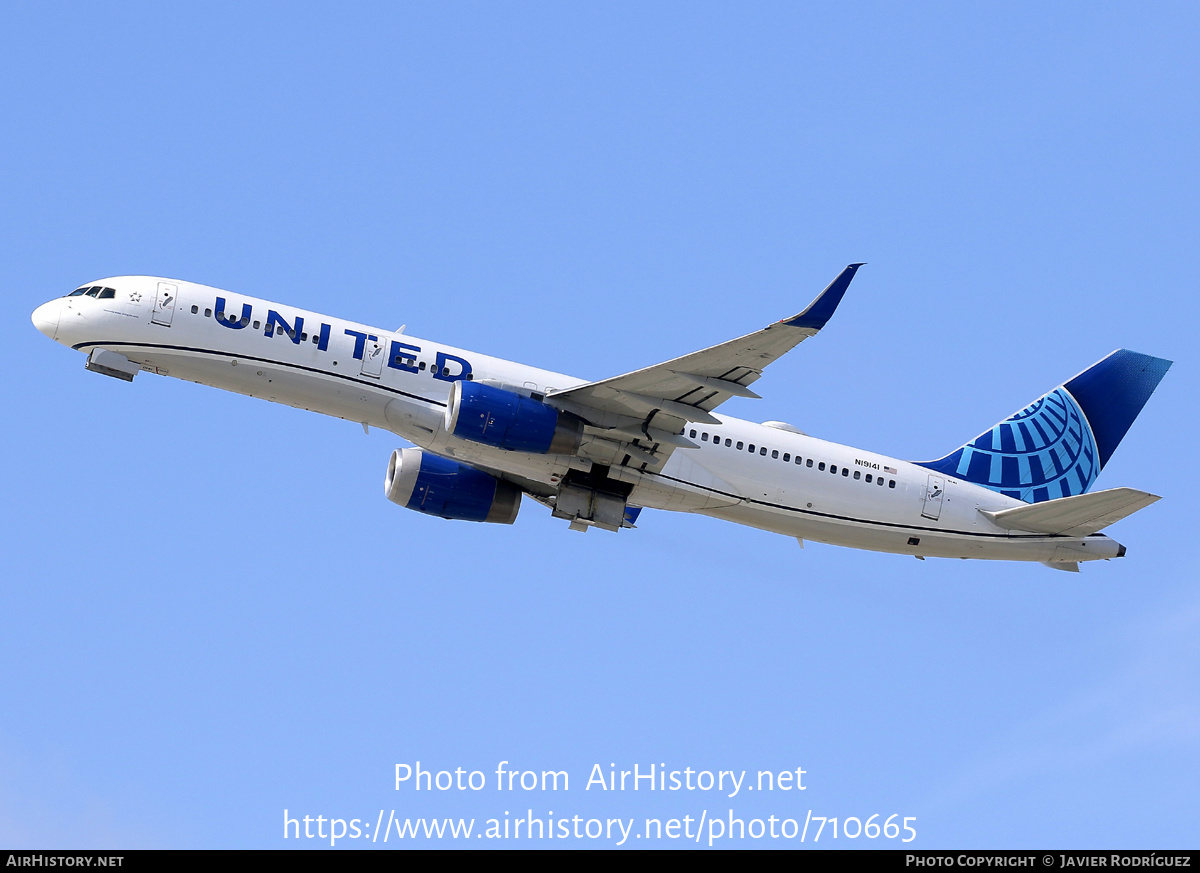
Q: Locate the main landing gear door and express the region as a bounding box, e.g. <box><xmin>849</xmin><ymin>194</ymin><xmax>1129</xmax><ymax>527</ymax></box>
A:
<box><xmin>152</xmin><ymin>282</ymin><xmax>177</xmax><ymax>327</ymax></box>
<box><xmin>922</xmin><ymin>474</ymin><xmax>945</xmax><ymax>520</ymax></box>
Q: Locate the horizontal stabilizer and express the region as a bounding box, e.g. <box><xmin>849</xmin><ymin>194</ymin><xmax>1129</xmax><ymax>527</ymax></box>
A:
<box><xmin>980</xmin><ymin>487</ymin><xmax>1160</xmax><ymax>537</ymax></box>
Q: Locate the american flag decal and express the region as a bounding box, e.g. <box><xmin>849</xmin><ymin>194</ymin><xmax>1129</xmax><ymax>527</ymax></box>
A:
<box><xmin>884</xmin><ymin>466</ymin><xmax>897</xmax><ymax>474</ymax></box>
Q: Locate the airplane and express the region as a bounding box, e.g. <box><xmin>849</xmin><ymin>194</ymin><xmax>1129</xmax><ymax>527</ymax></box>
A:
<box><xmin>31</xmin><ymin>265</ymin><xmax>1172</xmax><ymax>570</ymax></box>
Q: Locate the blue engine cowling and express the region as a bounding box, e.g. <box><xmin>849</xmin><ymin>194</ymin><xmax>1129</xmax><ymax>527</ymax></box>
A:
<box><xmin>445</xmin><ymin>381</ymin><xmax>582</xmax><ymax>454</ymax></box>
<box><xmin>385</xmin><ymin>448</ymin><xmax>521</xmax><ymax>524</ymax></box>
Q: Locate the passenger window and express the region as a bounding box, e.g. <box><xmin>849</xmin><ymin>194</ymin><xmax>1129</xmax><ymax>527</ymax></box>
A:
<box><xmin>842</xmin><ymin>468</ymin><xmax>849</xmax><ymax>477</ymax></box>
<box><xmin>191</xmin><ymin>305</ymin><xmax>199</xmax><ymax>314</ymax></box>
<box><xmin>419</xmin><ymin>362</ymin><xmax>426</xmax><ymax>371</ymax></box>
<box><xmin>760</xmin><ymin>447</ymin><xmax>767</xmax><ymax>456</ymax></box>
<box><xmin>204</xmin><ymin>308</ymin><xmax>212</xmax><ymax>317</ymax></box>
<box><xmin>736</xmin><ymin>442</ymin><xmax>744</xmax><ymax>450</ymax></box>
<box><xmin>878</xmin><ymin>478</ymin><xmax>884</xmax><ymax>486</ymax></box>
<box><xmin>783</xmin><ymin>453</ymin><xmax>789</xmax><ymax>462</ymax></box>
<box><xmin>866</xmin><ymin>473</ymin><xmax>872</xmax><ymax>483</ymax></box>
<box><xmin>689</xmin><ymin>430</ymin><xmax>697</xmax><ymax>439</ymax></box>
<box><xmin>301</xmin><ymin>332</ymin><xmax>308</xmax><ymax>340</ymax></box>
<box><xmin>701</xmin><ymin>433</ymin><xmax>708</xmax><ymax>441</ymax></box>
<box><xmin>889</xmin><ymin>480</ymin><xmax>896</xmax><ymax>488</ymax></box>
<box><xmin>725</xmin><ymin>438</ymin><xmax>731</xmax><ymax>447</ymax></box>
<box><xmin>853</xmin><ymin>470</ymin><xmax>860</xmax><ymax>479</ymax></box>
<box><xmin>254</xmin><ymin>321</ymin><xmax>261</xmax><ymax>329</ymax></box>
<box><xmin>818</xmin><ymin>462</ymin><xmax>826</xmax><ymax>471</ymax></box>
<box><xmin>807</xmin><ymin>459</ymin><xmax>813</xmax><ymax>468</ymax></box>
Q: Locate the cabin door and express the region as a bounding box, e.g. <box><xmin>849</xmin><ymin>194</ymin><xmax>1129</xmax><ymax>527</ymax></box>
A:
<box><xmin>152</xmin><ymin>282</ymin><xmax>177</xmax><ymax>326</ymax></box>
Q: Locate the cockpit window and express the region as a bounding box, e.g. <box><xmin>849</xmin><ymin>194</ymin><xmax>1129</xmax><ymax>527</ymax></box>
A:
<box><xmin>66</xmin><ymin>285</ymin><xmax>117</xmax><ymax>298</ymax></box>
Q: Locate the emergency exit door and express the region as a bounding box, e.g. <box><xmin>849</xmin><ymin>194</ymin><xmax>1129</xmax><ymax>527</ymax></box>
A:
<box><xmin>360</xmin><ymin>335</ymin><xmax>385</xmax><ymax>377</ymax></box>
<box><xmin>921</xmin><ymin>474</ymin><xmax>945</xmax><ymax>520</ymax></box>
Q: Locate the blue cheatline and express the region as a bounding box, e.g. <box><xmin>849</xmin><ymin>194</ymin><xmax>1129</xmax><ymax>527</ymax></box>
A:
<box><xmin>917</xmin><ymin>350</ymin><xmax>1171</xmax><ymax>504</ymax></box>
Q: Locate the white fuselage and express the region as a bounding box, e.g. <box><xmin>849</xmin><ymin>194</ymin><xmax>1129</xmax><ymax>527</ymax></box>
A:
<box><xmin>32</xmin><ymin>276</ymin><xmax>1124</xmax><ymax>564</ymax></box>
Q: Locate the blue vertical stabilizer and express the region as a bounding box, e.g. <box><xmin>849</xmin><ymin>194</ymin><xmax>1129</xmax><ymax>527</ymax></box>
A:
<box><xmin>917</xmin><ymin>350</ymin><xmax>1171</xmax><ymax>503</ymax></box>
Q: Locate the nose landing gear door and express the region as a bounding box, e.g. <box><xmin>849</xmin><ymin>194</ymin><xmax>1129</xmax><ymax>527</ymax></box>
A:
<box><xmin>152</xmin><ymin>282</ymin><xmax>178</xmax><ymax>326</ymax></box>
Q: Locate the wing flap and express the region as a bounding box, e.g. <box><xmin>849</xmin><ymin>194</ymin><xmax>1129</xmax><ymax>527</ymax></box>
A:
<box><xmin>979</xmin><ymin>487</ymin><xmax>1160</xmax><ymax>537</ymax></box>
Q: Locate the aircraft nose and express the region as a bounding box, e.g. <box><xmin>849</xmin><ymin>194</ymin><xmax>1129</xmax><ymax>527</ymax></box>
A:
<box><xmin>32</xmin><ymin>300</ymin><xmax>61</xmax><ymax>340</ymax></box>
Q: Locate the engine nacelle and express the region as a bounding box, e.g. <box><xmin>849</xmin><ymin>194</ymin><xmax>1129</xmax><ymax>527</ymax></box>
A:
<box><xmin>385</xmin><ymin>448</ymin><xmax>521</xmax><ymax>524</ymax></box>
<box><xmin>445</xmin><ymin>381</ymin><xmax>582</xmax><ymax>454</ymax></box>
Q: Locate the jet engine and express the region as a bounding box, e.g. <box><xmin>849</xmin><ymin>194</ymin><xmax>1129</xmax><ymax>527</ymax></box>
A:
<box><xmin>445</xmin><ymin>381</ymin><xmax>582</xmax><ymax>454</ymax></box>
<box><xmin>385</xmin><ymin>447</ymin><xmax>521</xmax><ymax>524</ymax></box>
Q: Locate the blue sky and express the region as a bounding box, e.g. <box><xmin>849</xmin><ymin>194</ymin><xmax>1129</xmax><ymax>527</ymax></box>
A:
<box><xmin>2</xmin><ymin>2</ymin><xmax>1197</xmax><ymax>848</ymax></box>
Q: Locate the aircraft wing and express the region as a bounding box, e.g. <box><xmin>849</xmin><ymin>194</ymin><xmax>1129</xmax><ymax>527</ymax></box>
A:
<box><xmin>548</xmin><ymin>264</ymin><xmax>864</xmax><ymax>438</ymax></box>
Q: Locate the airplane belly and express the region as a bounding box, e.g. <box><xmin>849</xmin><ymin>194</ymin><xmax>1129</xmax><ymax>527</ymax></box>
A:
<box><xmin>702</xmin><ymin>501</ymin><xmax>1119</xmax><ymax>562</ymax></box>
<box><xmin>116</xmin><ymin>345</ymin><xmax>405</xmax><ymax>429</ymax></box>
<box><xmin>626</xmin><ymin>452</ymin><xmax>742</xmax><ymax>512</ymax></box>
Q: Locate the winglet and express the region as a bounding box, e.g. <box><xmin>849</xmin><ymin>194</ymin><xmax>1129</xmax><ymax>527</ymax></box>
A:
<box><xmin>783</xmin><ymin>263</ymin><xmax>865</xmax><ymax>330</ymax></box>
